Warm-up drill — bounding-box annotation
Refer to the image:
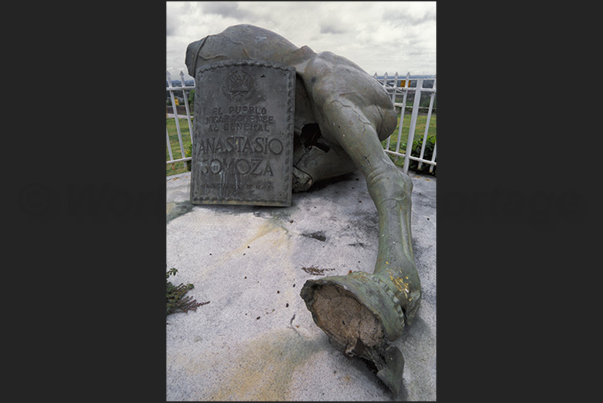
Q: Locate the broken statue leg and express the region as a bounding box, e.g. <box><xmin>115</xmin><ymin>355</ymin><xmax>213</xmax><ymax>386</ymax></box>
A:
<box><xmin>300</xmin><ymin>101</ymin><xmax>421</xmax><ymax>397</ymax></box>
<box><xmin>300</xmin><ymin>164</ymin><xmax>420</xmax><ymax>396</ymax></box>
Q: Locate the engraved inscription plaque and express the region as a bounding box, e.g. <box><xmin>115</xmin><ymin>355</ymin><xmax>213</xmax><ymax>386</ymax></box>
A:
<box><xmin>190</xmin><ymin>61</ymin><xmax>295</xmax><ymax>206</ymax></box>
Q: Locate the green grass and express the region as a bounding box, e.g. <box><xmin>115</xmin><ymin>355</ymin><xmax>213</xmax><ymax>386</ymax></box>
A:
<box><xmin>166</xmin><ymin>118</ymin><xmax>194</xmax><ymax>177</ymax></box>
<box><xmin>166</xmin><ymin>112</ymin><xmax>436</xmax><ymax>176</ymax></box>
<box><xmin>381</xmin><ymin>112</ymin><xmax>437</xmax><ymax>168</ymax></box>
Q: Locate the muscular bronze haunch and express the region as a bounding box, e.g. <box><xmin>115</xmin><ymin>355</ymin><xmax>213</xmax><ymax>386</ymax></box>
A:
<box><xmin>185</xmin><ymin>24</ymin><xmax>421</xmax><ymax>397</ymax></box>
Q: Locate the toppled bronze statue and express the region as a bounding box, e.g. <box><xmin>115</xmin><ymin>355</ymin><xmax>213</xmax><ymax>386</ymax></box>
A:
<box><xmin>185</xmin><ymin>24</ymin><xmax>421</xmax><ymax>397</ymax></box>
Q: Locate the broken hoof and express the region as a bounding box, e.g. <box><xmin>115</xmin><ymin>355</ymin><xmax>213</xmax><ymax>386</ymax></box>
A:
<box><xmin>300</xmin><ymin>271</ymin><xmax>407</xmax><ymax>396</ymax></box>
<box><xmin>376</xmin><ymin>346</ymin><xmax>405</xmax><ymax>398</ymax></box>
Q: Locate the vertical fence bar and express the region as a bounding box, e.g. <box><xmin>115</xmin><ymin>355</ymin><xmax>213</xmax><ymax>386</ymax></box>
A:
<box><xmin>431</xmin><ymin>75</ymin><xmax>437</xmax><ymax>173</ymax></box>
<box><xmin>417</xmin><ymin>90</ymin><xmax>435</xmax><ymax>170</ymax></box>
<box><xmin>418</xmin><ymin>76</ymin><xmax>437</xmax><ymax>170</ymax></box>
<box><xmin>384</xmin><ymin>72</ymin><xmax>393</xmax><ymax>155</ymax></box>
<box><xmin>382</xmin><ymin>72</ymin><xmax>392</xmax><ymax>152</ymax></box>
<box><xmin>166</xmin><ymin>127</ymin><xmax>174</xmax><ymax>162</ymax></box>
<box><xmin>180</xmin><ymin>71</ymin><xmax>194</xmax><ymax>143</ymax></box>
<box><xmin>403</xmin><ymin>78</ymin><xmax>423</xmax><ymax>174</ymax></box>
<box><xmin>393</xmin><ymin>72</ymin><xmax>411</xmax><ymax>162</ymax></box>
<box><xmin>428</xmin><ymin>142</ymin><xmax>436</xmax><ymax>173</ymax></box>
<box><xmin>404</xmin><ymin>71</ymin><xmax>410</xmax><ymax>110</ymax></box>
<box><xmin>391</xmin><ymin>72</ymin><xmax>398</xmax><ymax>103</ymax></box>
<box><xmin>166</xmin><ymin>71</ymin><xmax>186</xmax><ymax>168</ymax></box>
<box><xmin>385</xmin><ymin>127</ymin><xmax>392</xmax><ymax>151</ymax></box>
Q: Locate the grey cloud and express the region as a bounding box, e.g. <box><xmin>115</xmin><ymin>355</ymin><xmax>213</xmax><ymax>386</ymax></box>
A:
<box><xmin>319</xmin><ymin>22</ymin><xmax>348</xmax><ymax>35</ymax></box>
<box><xmin>407</xmin><ymin>49</ymin><xmax>428</xmax><ymax>57</ymax></box>
<box><xmin>418</xmin><ymin>9</ymin><xmax>436</xmax><ymax>24</ymax></box>
<box><xmin>384</xmin><ymin>9</ymin><xmax>436</xmax><ymax>27</ymax></box>
<box><xmin>166</xmin><ymin>15</ymin><xmax>178</xmax><ymax>36</ymax></box>
<box><xmin>202</xmin><ymin>2</ymin><xmax>250</xmax><ymax>19</ymax></box>
<box><xmin>166</xmin><ymin>3</ymin><xmax>194</xmax><ymax>36</ymax></box>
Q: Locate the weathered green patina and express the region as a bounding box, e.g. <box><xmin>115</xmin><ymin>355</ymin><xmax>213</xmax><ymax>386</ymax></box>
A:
<box><xmin>185</xmin><ymin>24</ymin><xmax>421</xmax><ymax>397</ymax></box>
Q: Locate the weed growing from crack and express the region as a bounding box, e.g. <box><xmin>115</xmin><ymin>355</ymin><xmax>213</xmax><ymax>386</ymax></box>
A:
<box><xmin>166</xmin><ymin>267</ymin><xmax>209</xmax><ymax>316</ymax></box>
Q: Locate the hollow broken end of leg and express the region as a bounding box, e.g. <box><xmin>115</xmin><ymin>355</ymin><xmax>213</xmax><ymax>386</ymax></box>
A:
<box><xmin>300</xmin><ymin>277</ymin><xmax>407</xmax><ymax>397</ymax></box>
<box><xmin>308</xmin><ymin>283</ymin><xmax>386</xmax><ymax>352</ymax></box>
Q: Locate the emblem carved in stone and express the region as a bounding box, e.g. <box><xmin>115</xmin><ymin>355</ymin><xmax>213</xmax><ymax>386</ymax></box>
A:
<box><xmin>221</xmin><ymin>70</ymin><xmax>255</xmax><ymax>102</ymax></box>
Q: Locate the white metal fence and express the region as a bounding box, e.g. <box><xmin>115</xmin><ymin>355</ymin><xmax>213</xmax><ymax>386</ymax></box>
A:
<box><xmin>166</xmin><ymin>71</ymin><xmax>436</xmax><ymax>174</ymax></box>
<box><xmin>166</xmin><ymin>71</ymin><xmax>195</xmax><ymax>168</ymax></box>
<box><xmin>374</xmin><ymin>72</ymin><xmax>437</xmax><ymax>174</ymax></box>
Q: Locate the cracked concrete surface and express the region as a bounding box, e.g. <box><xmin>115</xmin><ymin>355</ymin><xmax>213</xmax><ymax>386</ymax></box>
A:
<box><xmin>166</xmin><ymin>168</ymin><xmax>436</xmax><ymax>401</ymax></box>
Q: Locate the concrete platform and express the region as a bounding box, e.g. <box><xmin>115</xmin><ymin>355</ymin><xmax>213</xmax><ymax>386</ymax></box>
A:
<box><xmin>166</xmin><ymin>168</ymin><xmax>436</xmax><ymax>401</ymax></box>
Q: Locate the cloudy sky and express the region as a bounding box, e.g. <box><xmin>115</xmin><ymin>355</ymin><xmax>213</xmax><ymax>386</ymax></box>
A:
<box><xmin>166</xmin><ymin>1</ymin><xmax>436</xmax><ymax>81</ymax></box>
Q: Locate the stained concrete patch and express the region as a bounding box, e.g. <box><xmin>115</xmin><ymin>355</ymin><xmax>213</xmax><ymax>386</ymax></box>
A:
<box><xmin>301</xmin><ymin>231</ymin><xmax>327</xmax><ymax>242</ymax></box>
<box><xmin>205</xmin><ymin>329</ymin><xmax>322</xmax><ymax>401</ymax></box>
<box><xmin>166</xmin><ymin>201</ymin><xmax>194</xmax><ymax>224</ymax></box>
<box><xmin>166</xmin><ymin>170</ymin><xmax>436</xmax><ymax>401</ymax></box>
